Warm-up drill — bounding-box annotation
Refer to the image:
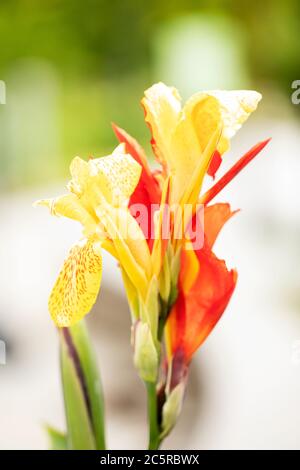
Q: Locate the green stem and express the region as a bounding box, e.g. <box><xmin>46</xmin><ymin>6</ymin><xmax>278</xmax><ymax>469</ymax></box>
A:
<box><xmin>146</xmin><ymin>381</ymin><xmax>161</xmax><ymax>450</ymax></box>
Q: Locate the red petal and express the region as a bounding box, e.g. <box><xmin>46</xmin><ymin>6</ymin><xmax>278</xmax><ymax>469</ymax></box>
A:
<box><xmin>112</xmin><ymin>123</ymin><xmax>162</xmax><ymax>249</ymax></box>
<box><xmin>112</xmin><ymin>123</ymin><xmax>151</xmax><ymax>176</ymax></box>
<box><xmin>207</xmin><ymin>150</ymin><xmax>222</xmax><ymax>178</ymax></box>
<box><xmin>168</xmin><ymin>203</ymin><xmax>238</xmax><ymax>363</ymax></box>
<box><xmin>169</xmin><ymin>246</ymin><xmax>237</xmax><ymax>363</ymax></box>
<box><xmin>201</xmin><ymin>138</ymin><xmax>271</xmax><ymax>204</ymax></box>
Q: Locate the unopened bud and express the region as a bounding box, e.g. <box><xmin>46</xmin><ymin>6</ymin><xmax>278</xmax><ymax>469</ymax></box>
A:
<box><xmin>160</xmin><ymin>382</ymin><xmax>185</xmax><ymax>439</ymax></box>
<box><xmin>133</xmin><ymin>322</ymin><xmax>158</xmax><ymax>382</ymax></box>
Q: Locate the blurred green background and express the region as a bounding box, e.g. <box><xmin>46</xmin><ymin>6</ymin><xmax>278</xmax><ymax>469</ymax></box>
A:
<box><xmin>0</xmin><ymin>0</ymin><xmax>299</xmax><ymax>189</ymax></box>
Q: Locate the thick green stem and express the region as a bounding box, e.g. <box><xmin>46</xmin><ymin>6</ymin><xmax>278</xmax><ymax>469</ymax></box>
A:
<box><xmin>146</xmin><ymin>381</ymin><xmax>161</xmax><ymax>450</ymax></box>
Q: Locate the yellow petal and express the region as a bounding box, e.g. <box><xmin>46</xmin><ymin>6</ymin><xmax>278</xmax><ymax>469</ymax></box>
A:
<box><xmin>118</xmin><ymin>209</ymin><xmax>152</xmax><ymax>278</ymax></box>
<box><xmin>142</xmin><ymin>83</ymin><xmax>261</xmax><ymax>203</ymax></box>
<box><xmin>68</xmin><ymin>148</ymin><xmax>141</xmax><ymax>216</ymax></box>
<box><xmin>89</xmin><ymin>150</ymin><xmax>142</xmax><ymax>206</ymax></box>
<box><xmin>97</xmin><ymin>204</ymin><xmax>151</xmax><ymax>277</ymax></box>
<box><xmin>158</xmin><ymin>254</ymin><xmax>171</xmax><ymax>303</ymax></box>
<box><xmin>49</xmin><ymin>238</ymin><xmax>102</xmax><ymax>327</ymax></box>
<box><xmin>181</xmin><ymin>93</ymin><xmax>221</xmax><ymax>155</ymax></box>
<box><xmin>151</xmin><ymin>175</ymin><xmax>171</xmax><ymax>277</ymax></box>
<box><xmin>34</xmin><ymin>194</ymin><xmax>98</xmax><ymax>236</ymax></box>
<box><xmin>96</xmin><ymin>206</ymin><xmax>149</xmax><ymax>298</ymax></box>
<box><xmin>143</xmin><ymin>84</ymin><xmax>219</xmax><ymax>202</ymax></box>
<box><xmin>142</xmin><ymin>82</ymin><xmax>181</xmax><ymax>171</ymax></box>
<box><xmin>101</xmin><ymin>238</ymin><xmax>118</xmax><ymax>259</ymax></box>
<box><xmin>143</xmin><ymin>83</ymin><xmax>211</xmax><ymax>202</ymax></box>
<box><xmin>207</xmin><ymin>90</ymin><xmax>261</xmax><ymax>143</ymax></box>
<box><xmin>179</xmin><ymin>124</ymin><xmax>222</xmax><ymax>208</ymax></box>
<box><xmin>121</xmin><ymin>268</ymin><xmax>139</xmax><ymax>320</ymax></box>
<box><xmin>112</xmin><ymin>142</ymin><xmax>127</xmax><ymax>155</ymax></box>
<box><xmin>184</xmin><ymin>89</ymin><xmax>262</xmax><ymax>154</ymax></box>
<box><xmin>180</xmin><ymin>243</ymin><xmax>199</xmax><ymax>294</ymax></box>
<box><xmin>68</xmin><ymin>157</ymin><xmax>90</xmax><ymax>196</ymax></box>
<box><xmin>112</xmin><ymin>233</ymin><xmax>148</xmax><ymax>298</ymax></box>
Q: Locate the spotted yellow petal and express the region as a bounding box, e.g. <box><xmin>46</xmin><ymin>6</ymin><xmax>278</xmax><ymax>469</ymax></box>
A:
<box><xmin>68</xmin><ymin>157</ymin><xmax>90</xmax><ymax>196</ymax></box>
<box><xmin>49</xmin><ymin>238</ymin><xmax>102</xmax><ymax>327</ymax></box>
<box><xmin>112</xmin><ymin>142</ymin><xmax>127</xmax><ymax>156</ymax></box>
<box><xmin>89</xmin><ymin>151</ymin><xmax>142</xmax><ymax>206</ymax></box>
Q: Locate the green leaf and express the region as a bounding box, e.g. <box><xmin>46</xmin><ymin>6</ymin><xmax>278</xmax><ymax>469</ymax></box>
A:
<box><xmin>60</xmin><ymin>328</ymin><xmax>96</xmax><ymax>450</ymax></box>
<box><xmin>69</xmin><ymin>320</ymin><xmax>106</xmax><ymax>450</ymax></box>
<box><xmin>46</xmin><ymin>426</ymin><xmax>68</xmax><ymax>450</ymax></box>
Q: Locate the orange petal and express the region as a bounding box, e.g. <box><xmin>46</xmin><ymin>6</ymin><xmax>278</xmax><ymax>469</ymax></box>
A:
<box><xmin>168</xmin><ymin>246</ymin><xmax>237</xmax><ymax>363</ymax></box>
<box><xmin>204</xmin><ymin>203</ymin><xmax>238</xmax><ymax>249</ymax></box>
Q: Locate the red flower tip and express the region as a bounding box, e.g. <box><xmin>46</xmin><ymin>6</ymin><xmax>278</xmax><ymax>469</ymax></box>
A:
<box><xmin>202</xmin><ymin>138</ymin><xmax>271</xmax><ymax>204</ymax></box>
<box><xmin>207</xmin><ymin>150</ymin><xmax>222</xmax><ymax>178</ymax></box>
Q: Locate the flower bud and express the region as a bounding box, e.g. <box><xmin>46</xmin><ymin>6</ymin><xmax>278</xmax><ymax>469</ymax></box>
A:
<box><xmin>133</xmin><ymin>321</ymin><xmax>158</xmax><ymax>382</ymax></box>
<box><xmin>160</xmin><ymin>382</ymin><xmax>185</xmax><ymax>439</ymax></box>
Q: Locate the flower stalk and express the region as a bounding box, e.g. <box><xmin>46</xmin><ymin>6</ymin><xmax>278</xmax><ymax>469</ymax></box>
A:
<box><xmin>146</xmin><ymin>381</ymin><xmax>161</xmax><ymax>450</ymax></box>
